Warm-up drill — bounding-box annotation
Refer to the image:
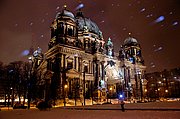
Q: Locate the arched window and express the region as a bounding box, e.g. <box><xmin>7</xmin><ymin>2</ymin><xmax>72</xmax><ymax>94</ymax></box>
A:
<box><xmin>137</xmin><ymin>50</ymin><xmax>141</xmax><ymax>56</ymax></box>
<box><xmin>134</xmin><ymin>48</ymin><xmax>137</xmax><ymax>55</ymax></box>
<box><xmin>58</xmin><ymin>22</ymin><xmax>64</xmax><ymax>34</ymax></box>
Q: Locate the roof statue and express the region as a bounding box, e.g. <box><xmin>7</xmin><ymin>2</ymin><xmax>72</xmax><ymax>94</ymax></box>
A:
<box><xmin>33</xmin><ymin>47</ymin><xmax>43</xmax><ymax>58</ymax></box>
<box><xmin>107</xmin><ymin>38</ymin><xmax>113</xmax><ymax>47</ymax></box>
<box><xmin>105</xmin><ymin>38</ymin><xmax>114</xmax><ymax>57</ymax></box>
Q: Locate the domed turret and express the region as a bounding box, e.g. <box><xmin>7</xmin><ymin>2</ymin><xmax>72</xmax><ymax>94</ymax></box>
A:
<box><xmin>124</xmin><ymin>37</ymin><xmax>138</xmax><ymax>45</ymax></box>
<box><xmin>124</xmin><ymin>33</ymin><xmax>138</xmax><ymax>45</ymax></box>
<box><xmin>55</xmin><ymin>5</ymin><xmax>75</xmax><ymax>20</ymax></box>
<box><xmin>49</xmin><ymin>5</ymin><xmax>77</xmax><ymax>49</ymax></box>
<box><xmin>56</xmin><ymin>10</ymin><xmax>75</xmax><ymax>19</ymax></box>
<box><xmin>122</xmin><ymin>33</ymin><xmax>144</xmax><ymax>65</ymax></box>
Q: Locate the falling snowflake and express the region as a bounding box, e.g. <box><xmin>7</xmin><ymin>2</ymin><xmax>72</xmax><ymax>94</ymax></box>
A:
<box><xmin>14</xmin><ymin>23</ymin><xmax>18</xmax><ymax>27</ymax></box>
<box><xmin>30</xmin><ymin>22</ymin><xmax>33</xmax><ymax>26</ymax></box>
<box><xmin>56</xmin><ymin>6</ymin><xmax>60</xmax><ymax>10</ymax></box>
<box><xmin>101</xmin><ymin>20</ymin><xmax>105</xmax><ymax>23</ymax></box>
<box><xmin>140</xmin><ymin>8</ymin><xmax>146</xmax><ymax>12</ymax></box>
<box><xmin>154</xmin><ymin>46</ymin><xmax>163</xmax><ymax>52</ymax></box>
<box><xmin>123</xmin><ymin>28</ymin><xmax>127</xmax><ymax>31</ymax></box>
<box><xmin>172</xmin><ymin>21</ymin><xmax>178</xmax><ymax>26</ymax></box>
<box><xmin>155</xmin><ymin>16</ymin><xmax>165</xmax><ymax>23</ymax></box>
<box><xmin>21</xmin><ymin>50</ymin><xmax>30</xmax><ymax>56</ymax></box>
<box><xmin>41</xmin><ymin>19</ymin><xmax>45</xmax><ymax>23</ymax></box>
<box><xmin>76</xmin><ymin>3</ymin><xmax>84</xmax><ymax>10</ymax></box>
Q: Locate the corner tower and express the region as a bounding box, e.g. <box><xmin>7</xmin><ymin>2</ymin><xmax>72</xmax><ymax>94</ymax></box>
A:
<box><xmin>49</xmin><ymin>5</ymin><xmax>77</xmax><ymax>49</ymax></box>
<box><xmin>123</xmin><ymin>33</ymin><xmax>144</xmax><ymax>65</ymax></box>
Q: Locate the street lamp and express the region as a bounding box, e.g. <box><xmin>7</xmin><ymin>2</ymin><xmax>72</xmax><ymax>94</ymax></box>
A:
<box><xmin>109</xmin><ymin>87</ymin><xmax>112</xmax><ymax>103</ymax></box>
<box><xmin>165</xmin><ymin>89</ymin><xmax>168</xmax><ymax>93</ymax></box>
<box><xmin>28</xmin><ymin>56</ymin><xmax>33</xmax><ymax>109</ymax></box>
<box><xmin>83</xmin><ymin>61</ymin><xmax>88</xmax><ymax>106</ymax></box>
<box><xmin>64</xmin><ymin>84</ymin><xmax>68</xmax><ymax>106</ymax></box>
<box><xmin>144</xmin><ymin>89</ymin><xmax>147</xmax><ymax>99</ymax></box>
<box><xmin>83</xmin><ymin>70</ymin><xmax>86</xmax><ymax>106</ymax></box>
<box><xmin>165</xmin><ymin>89</ymin><xmax>168</xmax><ymax>98</ymax></box>
<box><xmin>64</xmin><ymin>84</ymin><xmax>68</xmax><ymax>89</ymax></box>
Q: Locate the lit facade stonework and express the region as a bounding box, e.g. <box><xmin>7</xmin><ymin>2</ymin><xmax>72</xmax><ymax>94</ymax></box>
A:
<box><xmin>34</xmin><ymin>6</ymin><xmax>146</xmax><ymax>104</ymax></box>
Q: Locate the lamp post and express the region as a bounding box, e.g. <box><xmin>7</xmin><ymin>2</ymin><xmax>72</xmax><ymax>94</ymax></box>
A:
<box><xmin>109</xmin><ymin>87</ymin><xmax>112</xmax><ymax>103</ymax></box>
<box><xmin>74</xmin><ymin>81</ymin><xmax>79</xmax><ymax>106</ymax></box>
<box><xmin>144</xmin><ymin>89</ymin><xmax>148</xmax><ymax>101</ymax></box>
<box><xmin>64</xmin><ymin>84</ymin><xmax>68</xmax><ymax>106</ymax></box>
<box><xmin>28</xmin><ymin>56</ymin><xmax>33</xmax><ymax>109</ymax></box>
<box><xmin>83</xmin><ymin>70</ymin><xmax>86</xmax><ymax>106</ymax></box>
<box><xmin>165</xmin><ymin>89</ymin><xmax>168</xmax><ymax>98</ymax></box>
<box><xmin>83</xmin><ymin>61</ymin><xmax>88</xmax><ymax>106</ymax></box>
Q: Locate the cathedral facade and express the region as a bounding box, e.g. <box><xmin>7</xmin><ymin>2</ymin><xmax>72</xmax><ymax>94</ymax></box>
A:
<box><xmin>33</xmin><ymin>6</ymin><xmax>146</xmax><ymax>104</ymax></box>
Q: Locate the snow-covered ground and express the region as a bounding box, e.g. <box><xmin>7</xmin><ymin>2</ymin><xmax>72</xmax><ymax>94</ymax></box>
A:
<box><xmin>0</xmin><ymin>101</ymin><xmax>180</xmax><ymax>119</ymax></box>
<box><xmin>0</xmin><ymin>108</ymin><xmax>180</xmax><ymax>119</ymax></box>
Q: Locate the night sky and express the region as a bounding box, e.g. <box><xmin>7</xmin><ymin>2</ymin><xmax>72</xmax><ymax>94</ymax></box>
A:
<box><xmin>0</xmin><ymin>0</ymin><xmax>180</xmax><ymax>72</ymax></box>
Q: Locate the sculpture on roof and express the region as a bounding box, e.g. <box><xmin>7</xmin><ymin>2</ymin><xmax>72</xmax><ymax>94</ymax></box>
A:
<box><xmin>105</xmin><ymin>38</ymin><xmax>114</xmax><ymax>57</ymax></box>
<box><xmin>33</xmin><ymin>47</ymin><xmax>43</xmax><ymax>58</ymax></box>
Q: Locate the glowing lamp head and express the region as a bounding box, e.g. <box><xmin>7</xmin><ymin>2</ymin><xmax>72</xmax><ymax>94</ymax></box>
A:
<box><xmin>64</xmin><ymin>84</ymin><xmax>68</xmax><ymax>89</ymax></box>
<box><xmin>165</xmin><ymin>89</ymin><xmax>168</xmax><ymax>93</ymax></box>
<box><xmin>119</xmin><ymin>94</ymin><xmax>123</xmax><ymax>98</ymax></box>
<box><xmin>64</xmin><ymin>4</ymin><xmax>67</xmax><ymax>8</ymax></box>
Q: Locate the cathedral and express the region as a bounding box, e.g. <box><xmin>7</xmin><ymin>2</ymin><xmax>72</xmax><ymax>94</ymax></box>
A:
<box><xmin>32</xmin><ymin>5</ymin><xmax>146</xmax><ymax>105</ymax></box>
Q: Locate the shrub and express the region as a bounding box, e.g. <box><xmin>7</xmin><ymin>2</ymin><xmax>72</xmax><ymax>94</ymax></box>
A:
<box><xmin>36</xmin><ymin>101</ymin><xmax>52</xmax><ymax>111</ymax></box>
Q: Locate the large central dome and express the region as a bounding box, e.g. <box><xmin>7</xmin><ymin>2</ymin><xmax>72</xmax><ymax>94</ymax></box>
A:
<box><xmin>76</xmin><ymin>17</ymin><xmax>101</xmax><ymax>36</ymax></box>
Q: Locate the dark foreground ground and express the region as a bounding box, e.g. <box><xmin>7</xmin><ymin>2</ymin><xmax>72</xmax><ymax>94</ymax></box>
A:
<box><xmin>0</xmin><ymin>101</ymin><xmax>180</xmax><ymax>119</ymax></box>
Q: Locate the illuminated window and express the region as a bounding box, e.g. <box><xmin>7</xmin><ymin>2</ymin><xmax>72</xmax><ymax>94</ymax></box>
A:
<box><xmin>134</xmin><ymin>49</ymin><xmax>137</xmax><ymax>55</ymax></box>
<box><xmin>129</xmin><ymin>57</ymin><xmax>135</xmax><ymax>64</ymax></box>
<box><xmin>137</xmin><ymin>50</ymin><xmax>141</xmax><ymax>56</ymax></box>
